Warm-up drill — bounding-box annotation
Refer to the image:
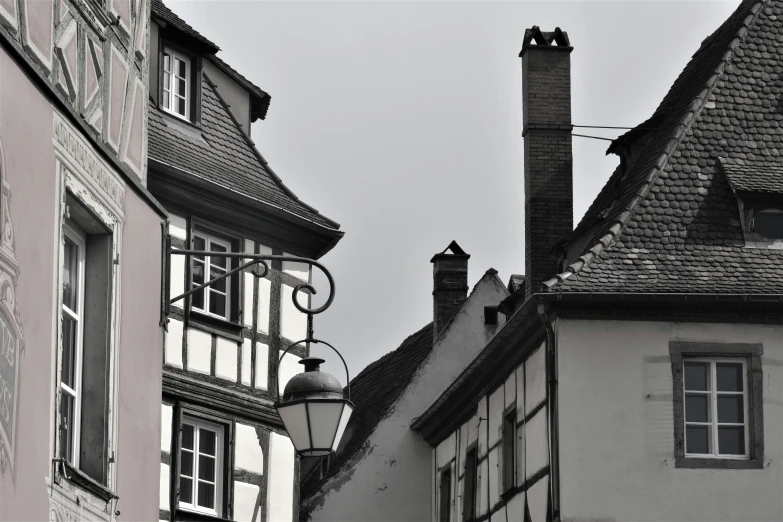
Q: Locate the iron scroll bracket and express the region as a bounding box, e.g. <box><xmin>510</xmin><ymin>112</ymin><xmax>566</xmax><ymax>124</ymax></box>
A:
<box><xmin>163</xmin><ymin>246</ymin><xmax>336</xmax><ymax>319</ymax></box>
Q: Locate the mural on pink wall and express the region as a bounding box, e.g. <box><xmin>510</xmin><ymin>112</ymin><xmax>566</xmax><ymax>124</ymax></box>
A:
<box><xmin>0</xmin><ymin>141</ymin><xmax>25</xmax><ymax>475</ymax></box>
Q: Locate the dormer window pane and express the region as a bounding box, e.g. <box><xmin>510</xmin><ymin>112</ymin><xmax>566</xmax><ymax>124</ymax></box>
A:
<box><xmin>753</xmin><ymin>208</ymin><xmax>783</xmax><ymax>239</ymax></box>
<box><xmin>161</xmin><ymin>47</ymin><xmax>190</xmax><ymax>120</ymax></box>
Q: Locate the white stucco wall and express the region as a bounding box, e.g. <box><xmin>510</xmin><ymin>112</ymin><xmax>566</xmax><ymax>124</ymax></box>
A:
<box><xmin>305</xmin><ymin>271</ymin><xmax>509</xmax><ymax>522</ymax></box>
<box><xmin>557</xmin><ymin>319</ymin><xmax>783</xmax><ymax>522</ymax></box>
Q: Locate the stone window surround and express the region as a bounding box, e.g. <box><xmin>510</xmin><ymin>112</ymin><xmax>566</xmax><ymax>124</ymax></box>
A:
<box><xmin>670</xmin><ymin>341</ymin><xmax>764</xmax><ymax>469</ymax></box>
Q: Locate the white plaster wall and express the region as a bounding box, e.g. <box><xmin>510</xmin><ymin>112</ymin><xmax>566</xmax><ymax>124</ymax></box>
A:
<box><xmin>161</xmin><ymin>404</ymin><xmax>172</xmax><ymax>453</ymax></box>
<box><xmin>164</xmin><ymin>318</ymin><xmax>183</xmax><ymax>368</ymax></box>
<box><xmin>187</xmin><ymin>328</ymin><xmax>212</xmax><ymax>374</ymax></box>
<box><xmin>557</xmin><ymin>319</ymin><xmax>783</xmax><ymax>522</ymax></box>
<box><xmin>215</xmin><ymin>337</ymin><xmax>238</xmax><ymax>382</ymax></box>
<box><xmin>169</xmin><ymin>213</ymin><xmax>187</xmax><ymax>240</ymax></box>
<box><xmin>159</xmin><ymin>463</ymin><xmax>170</xmax><ymax>511</ymax></box>
<box><xmin>268</xmin><ymin>432</ymin><xmax>295</xmax><ymax>522</ymax></box>
<box><xmin>241</xmin><ymin>338</ymin><xmax>252</xmax><ymax>386</ymax></box>
<box><xmin>306</xmin><ymin>272</ymin><xmax>508</xmax><ymax>522</ymax></box>
<box><xmin>283</xmin><ymin>254</ymin><xmax>310</xmax><ymax>281</ymax></box>
<box><xmin>234</xmin><ymin>481</ymin><xmax>260</xmax><ymax>522</ymax></box>
<box><xmin>255</xmin><ymin>342</ymin><xmax>269</xmax><ymax>389</ymax></box>
<box><xmin>235</xmin><ymin>423</ymin><xmax>264</xmax><ymax>475</ymax></box>
<box><xmin>280</xmin><ymin>284</ymin><xmax>308</xmax><ymax>341</ymax></box>
<box><xmin>257</xmin><ymin>278</ymin><xmax>271</xmax><ymax>333</ymax></box>
<box><xmin>170</xmin><ymin>249</ymin><xmax>185</xmax><ymax>300</ymax></box>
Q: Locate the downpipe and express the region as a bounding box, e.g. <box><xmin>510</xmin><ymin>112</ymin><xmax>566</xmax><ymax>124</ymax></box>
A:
<box><xmin>537</xmin><ymin>300</ymin><xmax>560</xmax><ymax>522</ymax></box>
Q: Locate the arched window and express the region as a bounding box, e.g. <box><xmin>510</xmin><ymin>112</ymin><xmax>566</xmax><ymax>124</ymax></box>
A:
<box><xmin>753</xmin><ymin>208</ymin><xmax>783</xmax><ymax>239</ymax></box>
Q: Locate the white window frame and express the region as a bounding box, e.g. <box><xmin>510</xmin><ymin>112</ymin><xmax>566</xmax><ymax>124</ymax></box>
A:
<box><xmin>60</xmin><ymin>223</ymin><xmax>86</xmax><ymax>466</ymax></box>
<box><xmin>162</xmin><ymin>47</ymin><xmax>191</xmax><ymax>120</ymax></box>
<box><xmin>191</xmin><ymin>231</ymin><xmax>232</xmax><ymax>321</ymax></box>
<box><xmin>178</xmin><ymin>417</ymin><xmax>224</xmax><ymax>516</ymax></box>
<box><xmin>683</xmin><ymin>357</ymin><xmax>749</xmax><ymax>460</ymax></box>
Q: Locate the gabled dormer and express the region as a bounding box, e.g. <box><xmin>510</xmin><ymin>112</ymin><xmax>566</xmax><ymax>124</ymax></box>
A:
<box><xmin>148</xmin><ymin>0</ymin><xmax>270</xmax><ymax>132</ymax></box>
<box><xmin>720</xmin><ymin>158</ymin><xmax>783</xmax><ymax>249</ymax></box>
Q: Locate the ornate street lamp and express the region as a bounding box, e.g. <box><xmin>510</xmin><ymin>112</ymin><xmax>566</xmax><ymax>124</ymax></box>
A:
<box><xmin>275</xmin><ymin>348</ymin><xmax>353</xmax><ymax>457</ymax></box>
<box><xmin>163</xmin><ymin>240</ymin><xmax>352</xmax><ymax>457</ymax></box>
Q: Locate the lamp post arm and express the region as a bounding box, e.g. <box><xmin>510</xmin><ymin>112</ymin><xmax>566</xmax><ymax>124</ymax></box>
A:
<box><xmin>167</xmin><ymin>248</ymin><xmax>336</xmax><ymax>316</ymax></box>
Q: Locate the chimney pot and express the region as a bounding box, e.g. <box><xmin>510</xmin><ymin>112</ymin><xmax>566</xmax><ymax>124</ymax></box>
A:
<box><xmin>431</xmin><ymin>241</ymin><xmax>470</xmax><ymax>337</ymax></box>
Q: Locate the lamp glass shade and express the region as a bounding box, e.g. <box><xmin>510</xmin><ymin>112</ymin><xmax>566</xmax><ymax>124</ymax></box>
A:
<box><xmin>308</xmin><ymin>401</ymin><xmax>345</xmax><ymax>450</ymax></box>
<box><xmin>276</xmin><ymin>402</ymin><xmax>311</xmax><ymax>451</ymax></box>
<box><xmin>332</xmin><ymin>403</ymin><xmax>353</xmax><ymax>452</ymax></box>
<box><xmin>275</xmin><ymin>399</ymin><xmax>353</xmax><ymax>457</ymax></box>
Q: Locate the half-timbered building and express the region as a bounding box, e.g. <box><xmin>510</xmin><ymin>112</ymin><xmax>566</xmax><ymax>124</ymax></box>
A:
<box><xmin>147</xmin><ymin>3</ymin><xmax>344</xmax><ymax>521</ymax></box>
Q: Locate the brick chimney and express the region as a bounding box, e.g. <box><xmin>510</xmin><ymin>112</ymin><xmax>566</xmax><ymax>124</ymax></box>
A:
<box><xmin>431</xmin><ymin>241</ymin><xmax>470</xmax><ymax>337</ymax></box>
<box><xmin>520</xmin><ymin>26</ymin><xmax>573</xmax><ymax>298</ymax></box>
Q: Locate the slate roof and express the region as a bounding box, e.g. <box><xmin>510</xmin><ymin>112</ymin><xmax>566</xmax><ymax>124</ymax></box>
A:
<box><xmin>544</xmin><ymin>0</ymin><xmax>783</xmax><ymax>294</ymax></box>
<box><xmin>148</xmin><ymin>75</ymin><xmax>340</xmax><ymax>230</ymax></box>
<box><xmin>300</xmin><ymin>323</ymin><xmax>434</xmax><ymax>503</ymax></box>
<box><xmin>720</xmin><ymin>157</ymin><xmax>783</xmax><ymax>193</ymax></box>
<box><xmin>150</xmin><ymin>0</ymin><xmax>219</xmax><ymax>52</ymax></box>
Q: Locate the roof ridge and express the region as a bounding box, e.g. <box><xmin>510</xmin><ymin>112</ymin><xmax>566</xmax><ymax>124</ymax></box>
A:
<box><xmin>202</xmin><ymin>71</ymin><xmax>341</xmax><ymax>231</ymax></box>
<box><xmin>541</xmin><ymin>0</ymin><xmax>764</xmax><ymax>291</ymax></box>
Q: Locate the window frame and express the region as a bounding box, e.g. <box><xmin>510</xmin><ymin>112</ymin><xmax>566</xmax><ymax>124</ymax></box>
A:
<box><xmin>190</xmin><ymin>230</ymin><xmax>233</xmax><ymax>321</ymax></box>
<box><xmin>670</xmin><ymin>341</ymin><xmax>764</xmax><ymax>469</ymax></box>
<box><xmin>439</xmin><ymin>463</ymin><xmax>452</xmax><ymax>522</ymax></box>
<box><xmin>682</xmin><ymin>358</ymin><xmax>749</xmax><ymax>459</ymax></box>
<box><xmin>60</xmin><ymin>222</ymin><xmax>86</xmax><ymax>466</ymax></box>
<box><xmin>462</xmin><ymin>444</ymin><xmax>478</xmax><ymax>522</ymax></box>
<box><xmin>501</xmin><ymin>405</ymin><xmax>516</xmax><ymax>495</ymax></box>
<box><xmin>161</xmin><ymin>46</ymin><xmax>191</xmax><ymax>121</ymax></box>
<box><xmin>171</xmin><ymin>405</ymin><xmax>234</xmax><ymax>519</ymax></box>
<box><xmin>178</xmin><ymin>415</ymin><xmax>225</xmax><ymax>517</ymax></box>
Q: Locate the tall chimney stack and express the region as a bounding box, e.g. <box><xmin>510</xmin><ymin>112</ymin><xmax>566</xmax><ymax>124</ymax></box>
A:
<box><xmin>431</xmin><ymin>241</ymin><xmax>470</xmax><ymax>337</ymax></box>
<box><xmin>520</xmin><ymin>26</ymin><xmax>573</xmax><ymax>298</ymax></box>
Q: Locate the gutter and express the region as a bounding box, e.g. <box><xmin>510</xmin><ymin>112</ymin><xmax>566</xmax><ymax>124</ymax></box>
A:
<box><xmin>148</xmin><ymin>157</ymin><xmax>344</xmax><ymax>258</ymax></box>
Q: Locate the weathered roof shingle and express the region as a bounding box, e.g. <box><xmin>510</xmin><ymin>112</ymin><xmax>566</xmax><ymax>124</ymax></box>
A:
<box><xmin>546</xmin><ymin>0</ymin><xmax>783</xmax><ymax>294</ymax></box>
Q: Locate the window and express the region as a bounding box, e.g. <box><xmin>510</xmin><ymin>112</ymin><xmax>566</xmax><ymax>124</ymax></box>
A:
<box><xmin>57</xmin><ymin>194</ymin><xmax>114</xmax><ymax>486</ymax></box>
<box><xmin>162</xmin><ymin>47</ymin><xmax>190</xmax><ymax>119</ymax></box>
<box><xmin>752</xmin><ymin>208</ymin><xmax>783</xmax><ymax>239</ymax></box>
<box><xmin>60</xmin><ymin>224</ymin><xmax>85</xmax><ymax>465</ymax></box>
<box><xmin>670</xmin><ymin>342</ymin><xmax>764</xmax><ymax>469</ymax></box>
<box><xmin>191</xmin><ymin>231</ymin><xmax>232</xmax><ymax>320</ymax></box>
<box><xmin>439</xmin><ymin>466</ymin><xmax>452</xmax><ymax>522</ymax></box>
<box><xmin>683</xmin><ymin>359</ymin><xmax>747</xmax><ymax>457</ymax></box>
<box><xmin>502</xmin><ymin>409</ymin><xmax>515</xmax><ymax>494</ymax></box>
<box><xmin>462</xmin><ymin>446</ymin><xmax>477</xmax><ymax>522</ymax></box>
<box><xmin>179</xmin><ymin>417</ymin><xmax>224</xmax><ymax>516</ymax></box>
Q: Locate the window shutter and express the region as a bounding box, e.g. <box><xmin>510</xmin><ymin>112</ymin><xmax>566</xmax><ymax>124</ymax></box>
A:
<box><xmin>79</xmin><ymin>233</ymin><xmax>113</xmax><ymax>485</ymax></box>
<box><xmin>172</xmin><ymin>402</ymin><xmax>184</xmax><ymax>513</ymax></box>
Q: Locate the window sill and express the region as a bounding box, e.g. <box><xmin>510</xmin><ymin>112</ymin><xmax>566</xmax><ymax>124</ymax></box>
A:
<box><xmin>59</xmin><ymin>461</ymin><xmax>116</xmax><ymax>502</ymax></box>
<box><xmin>675</xmin><ymin>456</ymin><xmax>763</xmax><ymax>469</ymax></box>
<box><xmin>188</xmin><ymin>311</ymin><xmax>244</xmax><ymax>342</ymax></box>
<box><xmin>174</xmin><ymin>507</ymin><xmax>231</xmax><ymax>522</ymax></box>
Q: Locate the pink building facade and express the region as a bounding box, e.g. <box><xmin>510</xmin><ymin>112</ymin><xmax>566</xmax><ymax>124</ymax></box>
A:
<box><xmin>0</xmin><ymin>1</ymin><xmax>166</xmax><ymax>520</ymax></box>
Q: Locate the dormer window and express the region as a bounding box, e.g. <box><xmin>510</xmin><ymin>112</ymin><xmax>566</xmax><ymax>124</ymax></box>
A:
<box><xmin>752</xmin><ymin>208</ymin><xmax>783</xmax><ymax>240</ymax></box>
<box><xmin>162</xmin><ymin>47</ymin><xmax>191</xmax><ymax>120</ymax></box>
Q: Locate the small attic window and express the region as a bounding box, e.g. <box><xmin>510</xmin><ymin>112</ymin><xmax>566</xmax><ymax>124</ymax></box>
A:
<box><xmin>162</xmin><ymin>47</ymin><xmax>191</xmax><ymax>120</ymax></box>
<box><xmin>752</xmin><ymin>208</ymin><xmax>783</xmax><ymax>239</ymax></box>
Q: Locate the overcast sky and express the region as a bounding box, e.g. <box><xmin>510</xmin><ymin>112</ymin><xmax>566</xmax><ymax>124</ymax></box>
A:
<box><xmin>169</xmin><ymin>0</ymin><xmax>740</xmax><ymax>380</ymax></box>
